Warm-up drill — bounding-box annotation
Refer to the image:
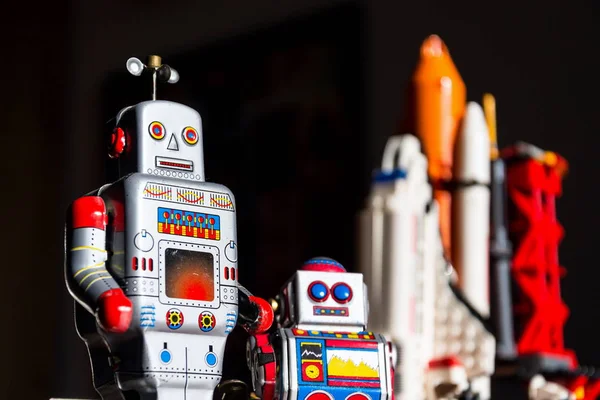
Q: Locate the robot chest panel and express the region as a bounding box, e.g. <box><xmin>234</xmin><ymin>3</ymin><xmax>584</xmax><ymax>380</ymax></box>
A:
<box><xmin>283</xmin><ymin>329</ymin><xmax>388</xmax><ymax>400</ymax></box>
<box><xmin>127</xmin><ymin>179</ymin><xmax>235</xmax><ymax>241</ymax></box>
<box><xmin>121</xmin><ymin>176</ymin><xmax>237</xmax><ymax>313</ymax></box>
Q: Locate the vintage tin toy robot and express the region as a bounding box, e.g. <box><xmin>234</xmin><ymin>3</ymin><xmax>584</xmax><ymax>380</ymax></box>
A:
<box><xmin>64</xmin><ymin>55</ymin><xmax>273</xmax><ymax>400</ymax></box>
<box><xmin>246</xmin><ymin>257</ymin><xmax>396</xmax><ymax>400</ymax></box>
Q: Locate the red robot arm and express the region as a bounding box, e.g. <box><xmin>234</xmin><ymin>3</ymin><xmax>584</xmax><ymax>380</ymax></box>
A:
<box><xmin>66</xmin><ymin>195</ymin><xmax>132</xmax><ymax>333</ymax></box>
<box><xmin>247</xmin><ymin>333</ymin><xmax>277</xmax><ymax>400</ymax></box>
<box><xmin>237</xmin><ymin>285</ymin><xmax>274</xmax><ymax>334</ymax></box>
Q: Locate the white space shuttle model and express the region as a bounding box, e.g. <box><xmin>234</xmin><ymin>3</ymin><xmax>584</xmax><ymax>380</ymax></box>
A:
<box><xmin>358</xmin><ymin>129</ymin><xmax>495</xmax><ymax>399</ymax></box>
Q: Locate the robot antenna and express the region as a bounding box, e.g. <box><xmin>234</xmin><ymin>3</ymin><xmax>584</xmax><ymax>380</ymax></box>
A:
<box><xmin>126</xmin><ymin>55</ymin><xmax>179</xmax><ymax>100</ymax></box>
<box><xmin>126</xmin><ymin>57</ymin><xmax>145</xmax><ymax>76</ymax></box>
<box><xmin>168</xmin><ymin>68</ymin><xmax>180</xmax><ymax>84</ymax></box>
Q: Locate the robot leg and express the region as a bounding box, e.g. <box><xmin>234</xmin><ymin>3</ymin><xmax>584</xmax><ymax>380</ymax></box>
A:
<box><xmin>75</xmin><ymin>302</ymin><xmax>125</xmax><ymax>400</ymax></box>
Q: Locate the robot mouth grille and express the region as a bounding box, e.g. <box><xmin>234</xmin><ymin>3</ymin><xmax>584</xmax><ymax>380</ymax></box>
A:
<box><xmin>156</xmin><ymin>156</ymin><xmax>194</xmax><ymax>171</ymax></box>
<box><xmin>313</xmin><ymin>306</ymin><xmax>349</xmax><ymax>316</ymax></box>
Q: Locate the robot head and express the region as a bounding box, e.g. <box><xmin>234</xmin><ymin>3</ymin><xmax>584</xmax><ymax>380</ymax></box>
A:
<box><xmin>108</xmin><ymin>56</ymin><xmax>205</xmax><ymax>181</ymax></box>
<box><xmin>278</xmin><ymin>257</ymin><xmax>369</xmax><ymax>332</ymax></box>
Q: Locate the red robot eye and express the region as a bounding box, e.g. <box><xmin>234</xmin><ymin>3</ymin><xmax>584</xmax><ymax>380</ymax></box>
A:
<box><xmin>307</xmin><ymin>281</ymin><xmax>329</xmax><ymax>302</ymax></box>
<box><xmin>149</xmin><ymin>121</ymin><xmax>166</xmax><ymax>140</ymax></box>
<box><xmin>182</xmin><ymin>126</ymin><xmax>199</xmax><ymax>145</ymax></box>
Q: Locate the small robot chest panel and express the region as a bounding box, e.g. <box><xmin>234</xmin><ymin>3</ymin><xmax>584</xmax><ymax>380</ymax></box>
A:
<box><xmin>282</xmin><ymin>329</ymin><xmax>390</xmax><ymax>400</ymax></box>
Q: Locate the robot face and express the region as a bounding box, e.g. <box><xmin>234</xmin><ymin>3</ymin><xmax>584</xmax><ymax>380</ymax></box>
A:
<box><xmin>121</xmin><ymin>100</ymin><xmax>205</xmax><ymax>180</ymax></box>
<box><xmin>292</xmin><ymin>270</ymin><xmax>367</xmax><ymax>330</ymax></box>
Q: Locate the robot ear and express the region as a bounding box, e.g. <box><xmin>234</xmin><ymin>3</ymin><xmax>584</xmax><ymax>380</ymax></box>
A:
<box><xmin>108</xmin><ymin>127</ymin><xmax>127</xmax><ymax>159</ymax></box>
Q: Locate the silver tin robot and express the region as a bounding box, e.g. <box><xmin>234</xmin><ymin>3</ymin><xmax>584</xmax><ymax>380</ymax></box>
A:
<box><xmin>65</xmin><ymin>56</ymin><xmax>273</xmax><ymax>400</ymax></box>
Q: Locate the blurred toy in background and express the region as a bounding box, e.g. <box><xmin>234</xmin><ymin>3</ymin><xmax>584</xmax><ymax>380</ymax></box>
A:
<box><xmin>63</xmin><ymin>55</ymin><xmax>272</xmax><ymax>400</ymax></box>
<box><xmin>359</xmin><ymin>34</ymin><xmax>600</xmax><ymax>399</ymax></box>
<box><xmin>497</xmin><ymin>140</ymin><xmax>600</xmax><ymax>399</ymax></box>
<box><xmin>484</xmin><ymin>94</ymin><xmax>517</xmax><ymax>362</ymax></box>
<box><xmin>359</xmin><ymin>133</ymin><xmax>495</xmax><ymax>400</ymax></box>
<box><xmin>247</xmin><ymin>257</ymin><xmax>395</xmax><ymax>400</ymax></box>
<box><xmin>528</xmin><ymin>375</ymin><xmax>575</xmax><ymax>400</ymax></box>
<box><xmin>359</xmin><ymin>35</ymin><xmax>496</xmax><ymax>399</ymax></box>
<box><xmin>404</xmin><ymin>35</ymin><xmax>465</xmax><ymax>270</ymax></box>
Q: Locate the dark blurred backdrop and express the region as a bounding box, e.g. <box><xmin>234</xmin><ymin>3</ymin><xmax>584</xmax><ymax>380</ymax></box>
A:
<box><xmin>2</xmin><ymin>0</ymin><xmax>598</xmax><ymax>398</ymax></box>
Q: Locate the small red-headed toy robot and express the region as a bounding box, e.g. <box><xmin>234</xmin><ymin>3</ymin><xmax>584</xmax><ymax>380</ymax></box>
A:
<box><xmin>246</xmin><ymin>257</ymin><xmax>396</xmax><ymax>400</ymax></box>
<box><xmin>64</xmin><ymin>55</ymin><xmax>273</xmax><ymax>400</ymax></box>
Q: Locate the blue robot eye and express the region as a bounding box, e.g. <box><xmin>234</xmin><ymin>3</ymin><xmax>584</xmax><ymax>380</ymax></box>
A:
<box><xmin>308</xmin><ymin>281</ymin><xmax>329</xmax><ymax>302</ymax></box>
<box><xmin>332</xmin><ymin>283</ymin><xmax>353</xmax><ymax>304</ymax></box>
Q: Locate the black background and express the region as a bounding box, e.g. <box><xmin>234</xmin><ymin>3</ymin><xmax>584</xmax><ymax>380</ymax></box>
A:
<box><xmin>1</xmin><ymin>0</ymin><xmax>598</xmax><ymax>398</ymax></box>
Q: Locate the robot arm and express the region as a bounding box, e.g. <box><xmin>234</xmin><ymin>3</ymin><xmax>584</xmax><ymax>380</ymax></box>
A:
<box><xmin>246</xmin><ymin>333</ymin><xmax>277</xmax><ymax>400</ymax></box>
<box><xmin>65</xmin><ymin>196</ymin><xmax>132</xmax><ymax>333</ymax></box>
<box><xmin>387</xmin><ymin>340</ymin><xmax>398</xmax><ymax>400</ymax></box>
<box><xmin>237</xmin><ymin>284</ymin><xmax>274</xmax><ymax>334</ymax></box>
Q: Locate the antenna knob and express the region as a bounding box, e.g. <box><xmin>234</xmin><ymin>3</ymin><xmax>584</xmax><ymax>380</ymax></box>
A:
<box><xmin>147</xmin><ymin>55</ymin><xmax>162</xmax><ymax>69</ymax></box>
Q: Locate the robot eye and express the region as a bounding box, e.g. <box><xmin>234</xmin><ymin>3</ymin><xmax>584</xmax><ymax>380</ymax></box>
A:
<box><xmin>182</xmin><ymin>126</ymin><xmax>199</xmax><ymax>145</ymax></box>
<box><xmin>307</xmin><ymin>281</ymin><xmax>329</xmax><ymax>302</ymax></box>
<box><xmin>149</xmin><ymin>121</ymin><xmax>166</xmax><ymax>140</ymax></box>
<box><xmin>331</xmin><ymin>283</ymin><xmax>353</xmax><ymax>304</ymax></box>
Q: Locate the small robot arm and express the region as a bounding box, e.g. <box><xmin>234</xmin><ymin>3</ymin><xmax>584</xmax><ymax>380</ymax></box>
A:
<box><xmin>387</xmin><ymin>340</ymin><xmax>398</xmax><ymax>399</ymax></box>
<box><xmin>246</xmin><ymin>333</ymin><xmax>277</xmax><ymax>400</ymax></box>
<box><xmin>237</xmin><ymin>284</ymin><xmax>274</xmax><ymax>334</ymax></box>
<box><xmin>65</xmin><ymin>196</ymin><xmax>132</xmax><ymax>333</ymax></box>
<box><xmin>238</xmin><ymin>284</ymin><xmax>276</xmax><ymax>400</ymax></box>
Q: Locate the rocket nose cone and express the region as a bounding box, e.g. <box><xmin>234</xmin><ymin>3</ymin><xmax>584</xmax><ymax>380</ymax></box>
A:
<box><xmin>420</xmin><ymin>34</ymin><xmax>446</xmax><ymax>58</ymax></box>
<box><xmin>463</xmin><ymin>102</ymin><xmax>488</xmax><ymax>132</ymax></box>
<box><xmin>454</xmin><ymin>102</ymin><xmax>491</xmax><ymax>183</ymax></box>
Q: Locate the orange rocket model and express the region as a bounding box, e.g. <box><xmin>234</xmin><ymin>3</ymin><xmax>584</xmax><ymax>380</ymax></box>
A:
<box><xmin>408</xmin><ymin>34</ymin><xmax>466</xmax><ymax>261</ymax></box>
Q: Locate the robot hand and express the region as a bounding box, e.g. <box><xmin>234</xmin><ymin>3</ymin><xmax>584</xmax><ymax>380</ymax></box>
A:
<box><xmin>247</xmin><ymin>296</ymin><xmax>274</xmax><ymax>334</ymax></box>
<box><xmin>96</xmin><ymin>288</ymin><xmax>133</xmax><ymax>333</ymax></box>
<box><xmin>215</xmin><ymin>379</ymin><xmax>250</xmax><ymax>400</ymax></box>
<box><xmin>237</xmin><ymin>285</ymin><xmax>274</xmax><ymax>334</ymax></box>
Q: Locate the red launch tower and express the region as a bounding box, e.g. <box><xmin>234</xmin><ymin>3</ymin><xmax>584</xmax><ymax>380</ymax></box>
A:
<box><xmin>502</xmin><ymin>143</ymin><xmax>574</xmax><ymax>368</ymax></box>
<box><xmin>502</xmin><ymin>143</ymin><xmax>600</xmax><ymax>399</ymax></box>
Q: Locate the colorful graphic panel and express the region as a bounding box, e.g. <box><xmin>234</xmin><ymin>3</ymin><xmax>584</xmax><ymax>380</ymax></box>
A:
<box><xmin>300</xmin><ymin>342</ymin><xmax>325</xmax><ymax>382</ymax></box>
<box><xmin>158</xmin><ymin>207</ymin><xmax>220</xmax><ymax>240</ymax></box>
<box><xmin>296</xmin><ymin>338</ymin><xmax>381</xmax><ymax>389</ymax></box>
<box><xmin>143</xmin><ymin>183</ymin><xmax>235</xmax><ymax>211</ymax></box>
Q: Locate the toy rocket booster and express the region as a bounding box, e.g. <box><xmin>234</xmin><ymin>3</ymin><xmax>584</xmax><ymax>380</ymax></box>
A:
<box><xmin>451</xmin><ymin>102</ymin><xmax>491</xmax><ymax>318</ymax></box>
<box><xmin>408</xmin><ymin>34</ymin><xmax>466</xmax><ymax>260</ymax></box>
<box><xmin>358</xmin><ymin>134</ymin><xmax>437</xmax><ymax>399</ymax></box>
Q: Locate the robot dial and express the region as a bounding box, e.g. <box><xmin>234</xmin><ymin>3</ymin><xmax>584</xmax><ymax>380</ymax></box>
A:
<box><xmin>225</xmin><ymin>240</ymin><xmax>238</xmax><ymax>263</ymax></box>
<box><xmin>166</xmin><ymin>309</ymin><xmax>184</xmax><ymax>329</ymax></box>
<box><xmin>199</xmin><ymin>311</ymin><xmax>216</xmax><ymax>332</ymax></box>
<box><xmin>305</xmin><ymin>364</ymin><xmax>320</xmax><ymax>379</ymax></box>
<box><xmin>134</xmin><ymin>229</ymin><xmax>154</xmax><ymax>252</ymax></box>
